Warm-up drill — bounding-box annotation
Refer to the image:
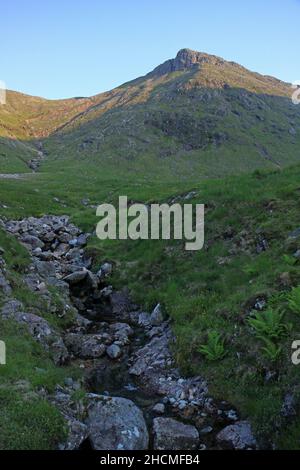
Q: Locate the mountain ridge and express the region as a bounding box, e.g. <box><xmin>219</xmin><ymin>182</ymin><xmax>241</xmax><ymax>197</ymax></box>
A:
<box><xmin>1</xmin><ymin>49</ymin><xmax>300</xmax><ymax>178</ymax></box>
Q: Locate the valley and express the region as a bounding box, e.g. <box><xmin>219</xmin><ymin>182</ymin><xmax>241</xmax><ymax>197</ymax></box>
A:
<box><xmin>1</xmin><ymin>49</ymin><xmax>300</xmax><ymax>450</ymax></box>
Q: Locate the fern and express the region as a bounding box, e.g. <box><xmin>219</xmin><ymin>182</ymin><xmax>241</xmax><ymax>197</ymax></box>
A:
<box><xmin>283</xmin><ymin>254</ymin><xmax>297</xmax><ymax>266</ymax></box>
<box><xmin>260</xmin><ymin>337</ymin><xmax>282</xmax><ymax>362</ymax></box>
<box><xmin>287</xmin><ymin>286</ymin><xmax>300</xmax><ymax>315</ymax></box>
<box><xmin>199</xmin><ymin>331</ymin><xmax>226</xmax><ymax>361</ymax></box>
<box><xmin>248</xmin><ymin>309</ymin><xmax>288</xmax><ymax>340</ymax></box>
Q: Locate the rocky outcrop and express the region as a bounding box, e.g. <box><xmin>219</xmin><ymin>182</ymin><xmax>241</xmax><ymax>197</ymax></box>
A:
<box><xmin>147</xmin><ymin>48</ymin><xmax>224</xmax><ymax>78</ymax></box>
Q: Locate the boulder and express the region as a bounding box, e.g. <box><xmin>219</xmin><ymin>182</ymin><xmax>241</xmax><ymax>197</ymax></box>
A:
<box><xmin>281</xmin><ymin>393</ymin><xmax>297</xmax><ymax>418</ymax></box>
<box><xmin>64</xmin><ymin>270</ymin><xmax>87</xmax><ymax>285</ymax></box>
<box><xmin>87</xmin><ymin>395</ymin><xmax>149</xmax><ymax>450</ymax></box>
<box><xmin>152</xmin><ymin>403</ymin><xmax>165</xmax><ymax>415</ymax></box>
<box><xmin>216</xmin><ymin>421</ymin><xmax>257</xmax><ymax>449</ymax></box>
<box><xmin>64</xmin><ymin>333</ymin><xmax>106</xmax><ymax>359</ymax></box>
<box><xmin>33</xmin><ymin>260</ymin><xmax>56</xmax><ymax>279</ymax></box>
<box><xmin>97</xmin><ymin>262</ymin><xmax>113</xmax><ymax>278</ymax></box>
<box><xmin>20</xmin><ymin>234</ymin><xmax>44</xmax><ymax>250</ymax></box>
<box><xmin>153</xmin><ymin>417</ymin><xmax>199</xmax><ymax>450</ymax></box>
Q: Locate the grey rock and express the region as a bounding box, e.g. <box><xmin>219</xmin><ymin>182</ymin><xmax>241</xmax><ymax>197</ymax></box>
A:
<box><xmin>65</xmin><ymin>333</ymin><xmax>106</xmax><ymax>359</ymax></box>
<box><xmin>152</xmin><ymin>403</ymin><xmax>165</xmax><ymax>414</ymax></box>
<box><xmin>138</xmin><ymin>312</ymin><xmax>151</xmax><ymax>327</ymax></box>
<box><xmin>64</xmin><ymin>270</ymin><xmax>87</xmax><ymax>285</ymax></box>
<box><xmin>75</xmin><ymin>313</ymin><xmax>92</xmax><ymax>328</ymax></box>
<box><xmin>106</xmin><ymin>343</ymin><xmax>122</xmax><ymax>359</ymax></box>
<box><xmin>41</xmin><ymin>231</ymin><xmax>56</xmax><ymax>243</ymax></box>
<box><xmin>153</xmin><ymin>417</ymin><xmax>199</xmax><ymax>450</ymax></box>
<box><xmin>33</xmin><ymin>260</ymin><xmax>56</xmax><ymax>279</ymax></box>
<box><xmin>1</xmin><ymin>299</ymin><xmax>24</xmax><ymax>317</ymax></box>
<box><xmin>4</xmin><ymin>310</ymin><xmax>68</xmax><ymax>364</ymax></box>
<box><xmin>87</xmin><ymin>395</ymin><xmax>149</xmax><ymax>450</ymax></box>
<box><xmin>288</xmin><ymin>228</ymin><xmax>300</xmax><ymax>240</ymax></box>
<box><xmin>98</xmin><ymin>262</ymin><xmax>113</xmax><ymax>277</ymax></box>
<box><xmin>281</xmin><ymin>393</ymin><xmax>297</xmax><ymax>418</ymax></box>
<box><xmin>20</xmin><ymin>234</ymin><xmax>44</xmax><ymax>250</ymax></box>
<box><xmin>216</xmin><ymin>421</ymin><xmax>257</xmax><ymax>449</ymax></box>
<box><xmin>177</xmin><ymin>400</ymin><xmax>188</xmax><ymax>410</ymax></box>
<box><xmin>150</xmin><ymin>303</ymin><xmax>164</xmax><ymax>326</ymax></box>
<box><xmin>64</xmin><ymin>377</ymin><xmax>74</xmax><ymax>387</ymax></box>
<box><xmin>53</xmin><ymin>243</ymin><xmax>70</xmax><ymax>257</ymax></box>
<box><xmin>69</xmin><ymin>234</ymin><xmax>87</xmax><ymax>247</ymax></box>
<box><xmin>225</xmin><ymin>409</ymin><xmax>239</xmax><ymax>421</ymax></box>
<box><xmin>0</xmin><ymin>271</ymin><xmax>12</xmax><ymax>295</ymax></box>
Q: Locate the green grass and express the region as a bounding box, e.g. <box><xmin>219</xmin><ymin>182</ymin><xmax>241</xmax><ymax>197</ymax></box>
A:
<box><xmin>0</xmin><ymin>228</ymin><xmax>82</xmax><ymax>449</ymax></box>
<box><xmin>0</xmin><ymin>387</ymin><xmax>66</xmax><ymax>450</ymax></box>
<box><xmin>1</xmin><ymin>145</ymin><xmax>300</xmax><ymax>448</ymax></box>
<box><xmin>1</xmin><ymin>50</ymin><xmax>300</xmax><ymax>449</ymax></box>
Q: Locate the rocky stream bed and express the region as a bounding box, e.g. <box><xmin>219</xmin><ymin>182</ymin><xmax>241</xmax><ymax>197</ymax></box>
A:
<box><xmin>0</xmin><ymin>215</ymin><xmax>257</xmax><ymax>450</ymax></box>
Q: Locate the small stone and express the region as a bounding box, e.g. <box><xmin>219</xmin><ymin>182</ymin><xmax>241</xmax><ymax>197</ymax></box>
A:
<box><xmin>178</xmin><ymin>400</ymin><xmax>188</xmax><ymax>410</ymax></box>
<box><xmin>281</xmin><ymin>393</ymin><xmax>296</xmax><ymax>418</ymax></box>
<box><xmin>288</xmin><ymin>228</ymin><xmax>300</xmax><ymax>239</ymax></box>
<box><xmin>225</xmin><ymin>409</ymin><xmax>239</xmax><ymax>421</ymax></box>
<box><xmin>153</xmin><ymin>403</ymin><xmax>165</xmax><ymax>414</ymax></box>
<box><xmin>64</xmin><ymin>270</ymin><xmax>87</xmax><ymax>284</ymax></box>
<box><xmin>106</xmin><ymin>343</ymin><xmax>122</xmax><ymax>359</ymax></box>
<box><xmin>37</xmin><ymin>281</ymin><xmax>47</xmax><ymax>292</ymax></box>
<box><xmin>97</xmin><ymin>262</ymin><xmax>113</xmax><ymax>278</ymax></box>
<box><xmin>200</xmin><ymin>426</ymin><xmax>213</xmax><ymax>434</ymax></box>
<box><xmin>64</xmin><ymin>377</ymin><xmax>74</xmax><ymax>387</ymax></box>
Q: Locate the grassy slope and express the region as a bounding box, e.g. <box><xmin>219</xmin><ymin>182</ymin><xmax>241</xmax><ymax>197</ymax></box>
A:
<box><xmin>1</xmin><ymin>52</ymin><xmax>300</xmax><ymax>178</ymax></box>
<box><xmin>44</xmin><ymin>65</ymin><xmax>300</xmax><ymax>180</ymax></box>
<box><xmin>1</xmin><ymin>160</ymin><xmax>300</xmax><ymax>447</ymax></box>
<box><xmin>0</xmin><ymin>228</ymin><xmax>83</xmax><ymax>449</ymax></box>
<box><xmin>1</xmin><ymin>50</ymin><xmax>300</xmax><ymax>448</ymax></box>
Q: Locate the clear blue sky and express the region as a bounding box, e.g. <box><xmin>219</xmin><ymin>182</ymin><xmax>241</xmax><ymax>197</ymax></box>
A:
<box><xmin>1</xmin><ymin>0</ymin><xmax>299</xmax><ymax>99</ymax></box>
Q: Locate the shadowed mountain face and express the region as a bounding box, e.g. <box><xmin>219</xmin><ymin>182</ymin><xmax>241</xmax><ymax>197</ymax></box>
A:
<box><xmin>1</xmin><ymin>49</ymin><xmax>300</xmax><ymax>178</ymax></box>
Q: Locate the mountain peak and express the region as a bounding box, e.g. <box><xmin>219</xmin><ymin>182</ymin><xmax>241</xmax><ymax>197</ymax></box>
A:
<box><xmin>147</xmin><ymin>48</ymin><xmax>223</xmax><ymax>78</ymax></box>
